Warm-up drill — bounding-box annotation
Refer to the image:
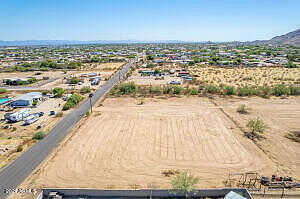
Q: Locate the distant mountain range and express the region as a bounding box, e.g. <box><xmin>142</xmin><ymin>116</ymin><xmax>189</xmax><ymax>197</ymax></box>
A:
<box><xmin>0</xmin><ymin>29</ymin><xmax>299</xmax><ymax>46</ymax></box>
<box><xmin>269</xmin><ymin>29</ymin><xmax>300</xmax><ymax>46</ymax></box>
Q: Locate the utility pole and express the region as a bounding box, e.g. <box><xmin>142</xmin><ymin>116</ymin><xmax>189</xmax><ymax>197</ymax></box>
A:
<box><xmin>89</xmin><ymin>93</ymin><xmax>94</xmax><ymax>113</ymax></box>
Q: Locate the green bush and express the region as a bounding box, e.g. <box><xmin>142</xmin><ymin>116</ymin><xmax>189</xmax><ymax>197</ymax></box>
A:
<box><xmin>80</xmin><ymin>86</ymin><xmax>91</xmax><ymax>94</ymax></box>
<box><xmin>33</xmin><ymin>132</ymin><xmax>46</xmax><ymax>140</ymax></box>
<box><xmin>190</xmin><ymin>88</ymin><xmax>198</xmax><ymax>95</ymax></box>
<box><xmin>246</xmin><ymin>118</ymin><xmax>267</xmax><ymax>138</ymax></box>
<box><xmin>259</xmin><ymin>86</ymin><xmax>272</xmax><ymax>98</ymax></box>
<box><xmin>41</xmin><ymin>90</ymin><xmax>48</xmax><ymax>95</ymax></box>
<box><xmin>223</xmin><ymin>85</ymin><xmax>236</xmax><ymax>95</ymax></box>
<box><xmin>62</xmin><ymin>94</ymin><xmax>82</xmax><ymax>110</ymax></box>
<box><xmin>205</xmin><ymin>84</ymin><xmax>219</xmax><ymax>94</ymax></box>
<box><xmin>16</xmin><ymin>145</ymin><xmax>23</xmax><ymax>152</ymax></box>
<box><xmin>70</xmin><ymin>77</ymin><xmax>80</xmax><ymax>84</ymax></box>
<box><xmin>288</xmin><ymin>86</ymin><xmax>300</xmax><ymax>95</ymax></box>
<box><xmin>150</xmin><ymin>86</ymin><xmax>162</xmax><ymax>94</ymax></box>
<box><xmin>163</xmin><ymin>86</ymin><xmax>173</xmax><ymax>94</ymax></box>
<box><xmin>110</xmin><ymin>87</ymin><xmax>117</xmax><ymax>95</ymax></box>
<box><xmin>119</xmin><ymin>82</ymin><xmax>137</xmax><ymax>94</ymax></box>
<box><xmin>272</xmin><ymin>84</ymin><xmax>289</xmax><ymax>96</ymax></box>
<box><xmin>173</xmin><ymin>85</ymin><xmax>184</xmax><ymax>95</ymax></box>
<box><xmin>32</xmin><ymin>100</ymin><xmax>38</xmax><ymax>106</ymax></box>
<box><xmin>237</xmin><ymin>86</ymin><xmax>253</xmax><ymax>96</ymax></box>
<box><xmin>52</xmin><ymin>87</ymin><xmax>65</xmax><ymax>98</ymax></box>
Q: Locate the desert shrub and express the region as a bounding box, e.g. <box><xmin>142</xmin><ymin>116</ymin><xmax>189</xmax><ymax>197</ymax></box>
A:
<box><xmin>163</xmin><ymin>86</ymin><xmax>173</xmax><ymax>94</ymax></box>
<box><xmin>86</xmin><ymin>111</ymin><xmax>90</xmax><ymax>117</ymax></box>
<box><xmin>246</xmin><ymin>118</ymin><xmax>267</xmax><ymax>139</ymax></box>
<box><xmin>272</xmin><ymin>84</ymin><xmax>289</xmax><ymax>96</ymax></box>
<box><xmin>190</xmin><ymin>88</ymin><xmax>198</xmax><ymax>95</ymax></box>
<box><xmin>41</xmin><ymin>90</ymin><xmax>48</xmax><ymax>95</ymax></box>
<box><xmin>110</xmin><ymin>87</ymin><xmax>117</xmax><ymax>95</ymax></box>
<box><xmin>16</xmin><ymin>145</ymin><xmax>23</xmax><ymax>152</ymax></box>
<box><xmin>150</xmin><ymin>86</ymin><xmax>162</xmax><ymax>94</ymax></box>
<box><xmin>70</xmin><ymin>77</ymin><xmax>80</xmax><ymax>84</ymax></box>
<box><xmin>80</xmin><ymin>86</ymin><xmax>91</xmax><ymax>94</ymax></box>
<box><xmin>162</xmin><ymin>169</ymin><xmax>180</xmax><ymax>177</ymax></box>
<box><xmin>119</xmin><ymin>82</ymin><xmax>137</xmax><ymax>94</ymax></box>
<box><xmin>285</xmin><ymin>131</ymin><xmax>300</xmax><ymax>143</ymax></box>
<box><xmin>237</xmin><ymin>104</ymin><xmax>249</xmax><ymax>114</ymax></box>
<box><xmin>33</xmin><ymin>132</ymin><xmax>46</xmax><ymax>140</ymax></box>
<box><xmin>0</xmin><ymin>88</ymin><xmax>7</xmax><ymax>94</ymax></box>
<box><xmin>32</xmin><ymin>100</ymin><xmax>38</xmax><ymax>106</ymax></box>
<box><xmin>170</xmin><ymin>171</ymin><xmax>200</xmax><ymax>199</ymax></box>
<box><xmin>28</xmin><ymin>77</ymin><xmax>37</xmax><ymax>84</ymax></box>
<box><xmin>52</xmin><ymin>87</ymin><xmax>65</xmax><ymax>98</ymax></box>
<box><xmin>223</xmin><ymin>85</ymin><xmax>236</xmax><ymax>95</ymax></box>
<box><xmin>237</xmin><ymin>86</ymin><xmax>253</xmax><ymax>96</ymax></box>
<box><xmin>259</xmin><ymin>86</ymin><xmax>272</xmax><ymax>98</ymax></box>
<box><xmin>288</xmin><ymin>86</ymin><xmax>300</xmax><ymax>95</ymax></box>
<box><xmin>62</xmin><ymin>94</ymin><xmax>82</xmax><ymax>110</ymax></box>
<box><xmin>173</xmin><ymin>85</ymin><xmax>184</xmax><ymax>95</ymax></box>
<box><xmin>137</xmin><ymin>98</ymin><xmax>145</xmax><ymax>105</ymax></box>
<box><xmin>205</xmin><ymin>84</ymin><xmax>219</xmax><ymax>94</ymax></box>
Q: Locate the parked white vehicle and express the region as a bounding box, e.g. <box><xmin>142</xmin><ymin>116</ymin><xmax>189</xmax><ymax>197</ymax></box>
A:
<box><xmin>63</xmin><ymin>94</ymin><xmax>72</xmax><ymax>101</ymax></box>
<box><xmin>8</xmin><ymin>108</ymin><xmax>32</xmax><ymax>122</ymax></box>
<box><xmin>24</xmin><ymin>113</ymin><xmax>39</xmax><ymax>125</ymax></box>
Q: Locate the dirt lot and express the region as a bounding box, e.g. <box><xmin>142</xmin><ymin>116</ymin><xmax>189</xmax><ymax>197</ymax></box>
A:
<box><xmin>213</xmin><ymin>96</ymin><xmax>300</xmax><ymax>179</ymax></box>
<box><xmin>17</xmin><ymin>96</ymin><xmax>278</xmax><ymax>193</ymax></box>
<box><xmin>126</xmin><ymin>72</ymin><xmax>181</xmax><ymax>85</ymax></box>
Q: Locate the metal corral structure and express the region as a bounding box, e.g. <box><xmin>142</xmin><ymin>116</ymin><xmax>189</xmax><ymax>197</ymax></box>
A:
<box><xmin>38</xmin><ymin>188</ymin><xmax>252</xmax><ymax>199</ymax></box>
<box><xmin>11</xmin><ymin>92</ymin><xmax>42</xmax><ymax>107</ymax></box>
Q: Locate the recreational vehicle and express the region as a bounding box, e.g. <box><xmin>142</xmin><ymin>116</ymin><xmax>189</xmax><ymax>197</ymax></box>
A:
<box><xmin>8</xmin><ymin>108</ymin><xmax>32</xmax><ymax>122</ymax></box>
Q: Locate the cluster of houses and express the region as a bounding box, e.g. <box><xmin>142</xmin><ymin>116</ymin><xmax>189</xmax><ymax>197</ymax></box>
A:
<box><xmin>0</xmin><ymin>45</ymin><xmax>137</xmax><ymax>70</ymax></box>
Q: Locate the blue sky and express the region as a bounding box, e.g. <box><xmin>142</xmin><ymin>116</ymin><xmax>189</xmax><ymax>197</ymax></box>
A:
<box><xmin>0</xmin><ymin>0</ymin><xmax>299</xmax><ymax>41</ymax></box>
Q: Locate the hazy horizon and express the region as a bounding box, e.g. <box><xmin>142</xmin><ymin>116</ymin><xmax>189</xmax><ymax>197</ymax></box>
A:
<box><xmin>1</xmin><ymin>0</ymin><xmax>299</xmax><ymax>42</ymax></box>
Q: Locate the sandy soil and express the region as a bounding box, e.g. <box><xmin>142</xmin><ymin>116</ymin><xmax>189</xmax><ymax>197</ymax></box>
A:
<box><xmin>213</xmin><ymin>96</ymin><xmax>300</xmax><ymax>179</ymax></box>
<box><xmin>18</xmin><ymin>97</ymin><xmax>275</xmax><ymax>193</ymax></box>
<box><xmin>126</xmin><ymin>73</ymin><xmax>182</xmax><ymax>85</ymax></box>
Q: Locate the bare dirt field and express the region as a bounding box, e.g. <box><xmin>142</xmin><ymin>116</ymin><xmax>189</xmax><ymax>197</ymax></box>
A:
<box><xmin>213</xmin><ymin>96</ymin><xmax>300</xmax><ymax>179</ymax></box>
<box><xmin>18</xmin><ymin>96</ymin><xmax>277</xmax><ymax>193</ymax></box>
<box><xmin>126</xmin><ymin>73</ymin><xmax>181</xmax><ymax>85</ymax></box>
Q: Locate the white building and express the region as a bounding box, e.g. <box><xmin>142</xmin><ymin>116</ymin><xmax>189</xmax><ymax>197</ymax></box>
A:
<box><xmin>11</xmin><ymin>92</ymin><xmax>42</xmax><ymax>107</ymax></box>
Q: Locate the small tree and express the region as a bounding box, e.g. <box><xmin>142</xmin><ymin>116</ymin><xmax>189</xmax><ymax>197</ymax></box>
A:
<box><xmin>246</xmin><ymin>118</ymin><xmax>267</xmax><ymax>139</ymax></box>
<box><xmin>33</xmin><ymin>132</ymin><xmax>46</xmax><ymax>140</ymax></box>
<box><xmin>170</xmin><ymin>171</ymin><xmax>199</xmax><ymax>199</ymax></box>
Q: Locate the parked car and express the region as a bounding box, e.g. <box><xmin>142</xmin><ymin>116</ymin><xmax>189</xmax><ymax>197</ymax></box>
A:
<box><xmin>50</xmin><ymin>111</ymin><xmax>55</xmax><ymax>116</ymax></box>
<box><xmin>38</xmin><ymin>112</ymin><xmax>44</xmax><ymax>117</ymax></box>
<box><xmin>169</xmin><ymin>80</ymin><xmax>181</xmax><ymax>85</ymax></box>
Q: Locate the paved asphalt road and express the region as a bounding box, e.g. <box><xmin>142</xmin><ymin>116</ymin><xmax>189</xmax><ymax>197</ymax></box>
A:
<box><xmin>0</xmin><ymin>57</ymin><xmax>138</xmax><ymax>199</ymax></box>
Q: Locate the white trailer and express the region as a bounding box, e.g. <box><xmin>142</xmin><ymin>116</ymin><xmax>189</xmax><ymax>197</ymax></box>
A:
<box><xmin>24</xmin><ymin>113</ymin><xmax>39</xmax><ymax>125</ymax></box>
<box><xmin>8</xmin><ymin>108</ymin><xmax>32</xmax><ymax>122</ymax></box>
